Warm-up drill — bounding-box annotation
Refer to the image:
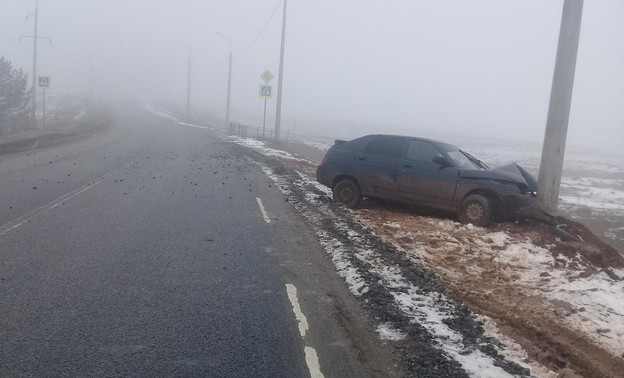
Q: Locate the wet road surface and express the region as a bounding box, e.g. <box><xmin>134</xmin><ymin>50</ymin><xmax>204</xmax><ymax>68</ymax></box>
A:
<box><xmin>0</xmin><ymin>107</ymin><xmax>392</xmax><ymax>377</ymax></box>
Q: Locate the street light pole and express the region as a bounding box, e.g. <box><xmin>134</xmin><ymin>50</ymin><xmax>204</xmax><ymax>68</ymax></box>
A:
<box><xmin>226</xmin><ymin>49</ymin><xmax>232</xmax><ymax>134</ymax></box>
<box><xmin>274</xmin><ymin>0</ymin><xmax>288</xmax><ymax>141</ymax></box>
<box><xmin>179</xmin><ymin>43</ymin><xmax>192</xmax><ymax>122</ymax></box>
<box><xmin>88</xmin><ymin>35</ymin><xmax>93</xmax><ymax>106</ymax></box>
<box><xmin>186</xmin><ymin>54</ymin><xmax>191</xmax><ymax>122</ymax></box>
<box><xmin>215</xmin><ymin>32</ymin><xmax>233</xmax><ymax>134</ymax></box>
<box><xmin>537</xmin><ymin>0</ymin><xmax>584</xmax><ymax>212</ymax></box>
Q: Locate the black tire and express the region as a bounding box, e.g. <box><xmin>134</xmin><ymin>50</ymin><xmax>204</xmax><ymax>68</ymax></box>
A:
<box><xmin>458</xmin><ymin>194</ymin><xmax>493</xmax><ymax>227</ymax></box>
<box><xmin>332</xmin><ymin>179</ymin><xmax>362</xmax><ymax>208</ymax></box>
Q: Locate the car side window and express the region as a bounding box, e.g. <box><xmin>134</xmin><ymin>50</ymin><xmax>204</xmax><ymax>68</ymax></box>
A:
<box><xmin>364</xmin><ymin>136</ymin><xmax>405</xmax><ymax>158</ymax></box>
<box><xmin>339</xmin><ymin>135</ymin><xmax>375</xmax><ymax>152</ymax></box>
<box><xmin>406</xmin><ymin>140</ymin><xmax>442</xmax><ymax>163</ymax></box>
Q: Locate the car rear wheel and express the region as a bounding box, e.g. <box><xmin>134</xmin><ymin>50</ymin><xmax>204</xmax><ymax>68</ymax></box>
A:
<box><xmin>333</xmin><ymin>179</ymin><xmax>362</xmax><ymax>208</ymax></box>
<box><xmin>459</xmin><ymin>194</ymin><xmax>493</xmax><ymax>227</ymax></box>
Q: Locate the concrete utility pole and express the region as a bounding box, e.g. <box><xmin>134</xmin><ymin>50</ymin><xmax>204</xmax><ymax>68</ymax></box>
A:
<box><xmin>274</xmin><ymin>0</ymin><xmax>288</xmax><ymax>141</ymax></box>
<box><xmin>537</xmin><ymin>0</ymin><xmax>584</xmax><ymax>212</ymax></box>
<box><xmin>31</xmin><ymin>0</ymin><xmax>38</xmax><ymax>123</ymax></box>
<box><xmin>20</xmin><ymin>0</ymin><xmax>51</xmax><ymax>128</ymax></box>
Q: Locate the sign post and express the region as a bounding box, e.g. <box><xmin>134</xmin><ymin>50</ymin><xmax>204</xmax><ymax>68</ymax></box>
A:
<box><xmin>38</xmin><ymin>76</ymin><xmax>51</xmax><ymax>129</ymax></box>
<box><xmin>259</xmin><ymin>70</ymin><xmax>274</xmax><ymax>139</ymax></box>
<box><xmin>263</xmin><ymin>98</ymin><xmax>267</xmax><ymax>138</ymax></box>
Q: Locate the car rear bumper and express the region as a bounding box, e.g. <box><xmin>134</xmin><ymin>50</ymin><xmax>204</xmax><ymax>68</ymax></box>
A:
<box><xmin>316</xmin><ymin>165</ymin><xmax>327</xmax><ymax>186</ymax></box>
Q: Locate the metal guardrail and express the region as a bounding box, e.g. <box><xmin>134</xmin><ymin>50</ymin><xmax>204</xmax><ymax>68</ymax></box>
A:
<box><xmin>231</xmin><ymin>122</ymin><xmax>292</xmax><ymax>141</ymax></box>
<box><xmin>230</xmin><ymin>122</ymin><xmax>334</xmax><ymax>146</ymax></box>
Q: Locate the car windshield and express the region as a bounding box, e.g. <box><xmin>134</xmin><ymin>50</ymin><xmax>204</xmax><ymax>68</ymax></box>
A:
<box><xmin>447</xmin><ymin>150</ymin><xmax>480</xmax><ymax>169</ymax></box>
<box><xmin>438</xmin><ymin>144</ymin><xmax>487</xmax><ymax>170</ymax></box>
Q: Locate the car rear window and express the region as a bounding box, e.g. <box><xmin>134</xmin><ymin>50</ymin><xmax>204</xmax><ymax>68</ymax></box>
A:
<box><xmin>337</xmin><ymin>135</ymin><xmax>375</xmax><ymax>152</ymax></box>
<box><xmin>364</xmin><ymin>136</ymin><xmax>405</xmax><ymax>158</ymax></box>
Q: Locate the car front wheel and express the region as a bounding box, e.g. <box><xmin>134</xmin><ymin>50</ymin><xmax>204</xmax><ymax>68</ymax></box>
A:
<box><xmin>458</xmin><ymin>194</ymin><xmax>493</xmax><ymax>227</ymax></box>
<box><xmin>332</xmin><ymin>179</ymin><xmax>362</xmax><ymax>208</ymax></box>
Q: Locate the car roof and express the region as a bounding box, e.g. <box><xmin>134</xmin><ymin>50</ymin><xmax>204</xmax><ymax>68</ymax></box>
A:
<box><xmin>365</xmin><ymin>134</ymin><xmax>448</xmax><ymax>147</ymax></box>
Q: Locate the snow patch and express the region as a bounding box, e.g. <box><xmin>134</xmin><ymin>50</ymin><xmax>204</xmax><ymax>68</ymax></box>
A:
<box><xmin>230</xmin><ymin>136</ymin><xmax>305</xmax><ymax>162</ymax></box>
<box><xmin>443</xmin><ymin>226</ymin><xmax>624</xmax><ymax>357</ymax></box>
<box><xmin>485</xmin><ymin>231</ymin><xmax>510</xmax><ymax>248</ymax></box>
<box><xmin>376</xmin><ymin>323</ymin><xmax>407</xmax><ymax>341</ymax></box>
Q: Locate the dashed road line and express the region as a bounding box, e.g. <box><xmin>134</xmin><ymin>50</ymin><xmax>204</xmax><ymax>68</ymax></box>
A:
<box><xmin>256</xmin><ymin>197</ymin><xmax>271</xmax><ymax>223</ymax></box>
<box><xmin>286</xmin><ymin>284</ymin><xmax>309</xmax><ymax>337</ymax></box>
<box><xmin>304</xmin><ymin>347</ymin><xmax>324</xmax><ymax>378</ymax></box>
<box><xmin>0</xmin><ymin>160</ymin><xmax>135</xmax><ymax>236</ymax></box>
<box><xmin>286</xmin><ymin>284</ymin><xmax>324</xmax><ymax>378</ymax></box>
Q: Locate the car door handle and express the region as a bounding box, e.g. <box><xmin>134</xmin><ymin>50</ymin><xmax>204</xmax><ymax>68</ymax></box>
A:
<box><xmin>403</xmin><ymin>164</ymin><xmax>412</xmax><ymax>168</ymax></box>
<box><xmin>357</xmin><ymin>156</ymin><xmax>366</xmax><ymax>161</ymax></box>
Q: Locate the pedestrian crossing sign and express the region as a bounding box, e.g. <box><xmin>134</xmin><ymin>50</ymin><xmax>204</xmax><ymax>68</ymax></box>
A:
<box><xmin>38</xmin><ymin>76</ymin><xmax>51</xmax><ymax>89</ymax></box>
<box><xmin>259</xmin><ymin>84</ymin><xmax>272</xmax><ymax>98</ymax></box>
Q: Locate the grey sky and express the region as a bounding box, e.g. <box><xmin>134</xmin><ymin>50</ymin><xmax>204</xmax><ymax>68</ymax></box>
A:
<box><xmin>1</xmin><ymin>0</ymin><xmax>622</xmax><ymax>151</ymax></box>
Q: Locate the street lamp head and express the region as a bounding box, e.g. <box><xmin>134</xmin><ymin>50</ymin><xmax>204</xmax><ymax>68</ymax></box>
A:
<box><xmin>178</xmin><ymin>43</ymin><xmax>191</xmax><ymax>57</ymax></box>
<box><xmin>214</xmin><ymin>32</ymin><xmax>233</xmax><ymax>50</ymax></box>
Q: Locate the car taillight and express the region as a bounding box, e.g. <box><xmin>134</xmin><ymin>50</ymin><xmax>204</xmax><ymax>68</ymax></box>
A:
<box><xmin>321</xmin><ymin>156</ymin><xmax>328</xmax><ymax>165</ymax></box>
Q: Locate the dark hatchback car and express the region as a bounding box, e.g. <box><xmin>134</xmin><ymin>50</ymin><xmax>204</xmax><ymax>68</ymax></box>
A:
<box><xmin>316</xmin><ymin>134</ymin><xmax>537</xmax><ymax>226</ymax></box>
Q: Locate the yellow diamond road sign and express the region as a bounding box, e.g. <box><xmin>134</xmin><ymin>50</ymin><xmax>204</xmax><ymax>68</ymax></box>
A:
<box><xmin>259</xmin><ymin>84</ymin><xmax>273</xmax><ymax>98</ymax></box>
<box><xmin>260</xmin><ymin>70</ymin><xmax>273</xmax><ymax>84</ymax></box>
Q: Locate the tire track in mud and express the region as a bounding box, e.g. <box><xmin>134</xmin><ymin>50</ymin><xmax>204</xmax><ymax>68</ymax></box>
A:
<box><xmin>230</xmin><ymin>143</ymin><xmax>533</xmax><ymax>378</ymax></box>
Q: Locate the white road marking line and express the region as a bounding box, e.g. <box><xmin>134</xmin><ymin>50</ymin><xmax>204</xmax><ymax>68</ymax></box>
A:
<box><xmin>286</xmin><ymin>284</ymin><xmax>324</xmax><ymax>378</ymax></box>
<box><xmin>0</xmin><ymin>160</ymin><xmax>135</xmax><ymax>236</ymax></box>
<box><xmin>304</xmin><ymin>347</ymin><xmax>324</xmax><ymax>378</ymax></box>
<box><xmin>286</xmin><ymin>284</ymin><xmax>309</xmax><ymax>337</ymax></box>
<box><xmin>256</xmin><ymin>197</ymin><xmax>271</xmax><ymax>223</ymax></box>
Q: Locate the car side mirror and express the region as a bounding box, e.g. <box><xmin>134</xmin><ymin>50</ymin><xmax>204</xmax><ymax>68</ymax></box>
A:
<box><xmin>432</xmin><ymin>156</ymin><xmax>451</xmax><ymax>167</ymax></box>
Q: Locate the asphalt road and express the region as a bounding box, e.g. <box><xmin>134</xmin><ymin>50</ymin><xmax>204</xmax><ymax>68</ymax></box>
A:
<box><xmin>0</xmin><ymin>106</ymin><xmax>395</xmax><ymax>377</ymax></box>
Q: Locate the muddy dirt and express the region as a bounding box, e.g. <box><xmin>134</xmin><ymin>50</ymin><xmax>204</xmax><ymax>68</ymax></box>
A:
<box><xmin>362</xmin><ymin>205</ymin><xmax>624</xmax><ymax>377</ymax></box>
<box><xmin>551</xmin><ymin>217</ymin><xmax>624</xmax><ymax>269</ymax></box>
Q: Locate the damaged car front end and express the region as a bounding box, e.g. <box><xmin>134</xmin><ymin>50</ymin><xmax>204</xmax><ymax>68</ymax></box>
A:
<box><xmin>456</xmin><ymin>162</ymin><xmax>539</xmax><ymax>221</ymax></box>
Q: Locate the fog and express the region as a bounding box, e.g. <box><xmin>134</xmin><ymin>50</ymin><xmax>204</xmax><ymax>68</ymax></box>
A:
<box><xmin>1</xmin><ymin>0</ymin><xmax>622</xmax><ymax>152</ymax></box>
